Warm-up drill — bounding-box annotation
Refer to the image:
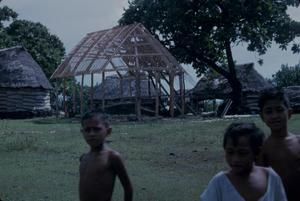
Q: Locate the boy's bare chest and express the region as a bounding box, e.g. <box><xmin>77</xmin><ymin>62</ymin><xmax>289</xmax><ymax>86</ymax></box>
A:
<box><xmin>80</xmin><ymin>154</ymin><xmax>113</xmax><ymax>176</ymax></box>
<box><xmin>265</xmin><ymin>139</ymin><xmax>300</xmax><ymax>174</ymax></box>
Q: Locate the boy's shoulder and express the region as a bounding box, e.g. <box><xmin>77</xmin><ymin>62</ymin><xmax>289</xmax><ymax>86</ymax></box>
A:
<box><xmin>106</xmin><ymin>148</ymin><xmax>123</xmax><ymax>162</ymax></box>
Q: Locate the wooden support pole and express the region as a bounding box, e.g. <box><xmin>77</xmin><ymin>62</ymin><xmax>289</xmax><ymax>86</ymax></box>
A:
<box><xmin>90</xmin><ymin>73</ymin><xmax>94</xmax><ymax>111</ymax></box>
<box><xmin>120</xmin><ymin>77</ymin><xmax>123</xmax><ymax>99</ymax></box>
<box><xmin>179</xmin><ymin>72</ymin><xmax>185</xmax><ymax>115</ymax></box>
<box><xmin>134</xmin><ymin>33</ymin><xmax>141</xmax><ymax>121</ymax></box>
<box><xmin>63</xmin><ymin>78</ymin><xmax>67</xmax><ymax>117</ymax></box>
<box><xmin>72</xmin><ymin>79</ymin><xmax>76</xmax><ymax>115</ymax></box>
<box><xmin>55</xmin><ymin>80</ymin><xmax>59</xmax><ymax>118</ymax></box>
<box><xmin>80</xmin><ymin>74</ymin><xmax>84</xmax><ymax>116</ymax></box>
<box><xmin>148</xmin><ymin>73</ymin><xmax>151</xmax><ymax>97</ymax></box>
<box><xmin>169</xmin><ymin>72</ymin><xmax>175</xmax><ymax>117</ymax></box>
<box><xmin>155</xmin><ymin>72</ymin><xmax>160</xmax><ymax>117</ymax></box>
<box><xmin>135</xmin><ymin>71</ymin><xmax>142</xmax><ymax>120</ymax></box>
<box><xmin>102</xmin><ymin>71</ymin><xmax>105</xmax><ymax>112</ymax></box>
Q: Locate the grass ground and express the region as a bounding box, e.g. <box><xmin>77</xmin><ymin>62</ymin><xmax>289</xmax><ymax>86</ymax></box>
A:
<box><xmin>0</xmin><ymin>114</ymin><xmax>299</xmax><ymax>201</ymax></box>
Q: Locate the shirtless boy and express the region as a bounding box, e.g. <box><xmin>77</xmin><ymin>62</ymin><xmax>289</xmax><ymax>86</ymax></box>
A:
<box><xmin>79</xmin><ymin>111</ymin><xmax>133</xmax><ymax>201</ymax></box>
<box><xmin>259</xmin><ymin>88</ymin><xmax>300</xmax><ymax>201</ymax></box>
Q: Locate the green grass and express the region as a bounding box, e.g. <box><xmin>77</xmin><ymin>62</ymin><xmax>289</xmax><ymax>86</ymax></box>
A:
<box><xmin>0</xmin><ymin>114</ymin><xmax>299</xmax><ymax>201</ymax></box>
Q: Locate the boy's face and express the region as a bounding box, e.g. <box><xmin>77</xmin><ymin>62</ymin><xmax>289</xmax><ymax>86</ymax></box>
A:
<box><xmin>81</xmin><ymin>117</ymin><xmax>111</xmax><ymax>148</ymax></box>
<box><xmin>260</xmin><ymin>99</ymin><xmax>292</xmax><ymax>131</ymax></box>
<box><xmin>224</xmin><ymin>136</ymin><xmax>255</xmax><ymax>175</ymax></box>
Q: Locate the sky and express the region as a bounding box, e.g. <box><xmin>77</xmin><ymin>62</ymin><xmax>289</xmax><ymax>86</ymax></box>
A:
<box><xmin>2</xmin><ymin>0</ymin><xmax>300</xmax><ymax>84</ymax></box>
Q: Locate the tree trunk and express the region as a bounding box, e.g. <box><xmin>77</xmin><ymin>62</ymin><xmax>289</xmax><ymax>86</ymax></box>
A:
<box><xmin>228</xmin><ymin>75</ymin><xmax>242</xmax><ymax>114</ymax></box>
<box><xmin>225</xmin><ymin>39</ymin><xmax>242</xmax><ymax>114</ymax></box>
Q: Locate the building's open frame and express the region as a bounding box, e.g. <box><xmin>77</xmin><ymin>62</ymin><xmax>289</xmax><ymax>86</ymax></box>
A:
<box><xmin>51</xmin><ymin>23</ymin><xmax>187</xmax><ymax>119</ymax></box>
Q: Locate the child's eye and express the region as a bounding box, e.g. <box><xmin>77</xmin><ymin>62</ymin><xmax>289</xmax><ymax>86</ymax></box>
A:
<box><xmin>276</xmin><ymin>107</ymin><xmax>284</xmax><ymax>112</ymax></box>
<box><xmin>226</xmin><ymin>150</ymin><xmax>234</xmax><ymax>155</ymax></box>
<box><xmin>92</xmin><ymin>127</ymin><xmax>102</xmax><ymax>132</ymax></box>
<box><xmin>84</xmin><ymin>127</ymin><xmax>102</xmax><ymax>132</ymax></box>
<box><xmin>238</xmin><ymin>150</ymin><xmax>250</xmax><ymax>156</ymax></box>
<box><xmin>263</xmin><ymin>109</ymin><xmax>272</xmax><ymax>115</ymax></box>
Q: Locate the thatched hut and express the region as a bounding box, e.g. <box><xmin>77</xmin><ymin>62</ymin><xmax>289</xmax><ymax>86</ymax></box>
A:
<box><xmin>191</xmin><ymin>63</ymin><xmax>273</xmax><ymax>114</ymax></box>
<box><xmin>92</xmin><ymin>73</ymin><xmax>168</xmax><ymax>115</ymax></box>
<box><xmin>0</xmin><ymin>46</ymin><xmax>52</xmax><ymax>118</ymax></box>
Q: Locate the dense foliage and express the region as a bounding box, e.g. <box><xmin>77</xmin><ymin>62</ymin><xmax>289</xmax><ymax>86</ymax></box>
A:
<box><xmin>0</xmin><ymin>0</ymin><xmax>65</xmax><ymax>79</ymax></box>
<box><xmin>272</xmin><ymin>62</ymin><xmax>300</xmax><ymax>87</ymax></box>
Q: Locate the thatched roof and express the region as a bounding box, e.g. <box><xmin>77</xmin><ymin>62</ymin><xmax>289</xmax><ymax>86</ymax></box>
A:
<box><xmin>51</xmin><ymin>23</ymin><xmax>184</xmax><ymax>79</ymax></box>
<box><xmin>192</xmin><ymin>63</ymin><xmax>273</xmax><ymax>99</ymax></box>
<box><xmin>0</xmin><ymin>46</ymin><xmax>52</xmax><ymax>89</ymax></box>
<box><xmin>93</xmin><ymin>74</ymin><xmax>161</xmax><ymax>100</ymax></box>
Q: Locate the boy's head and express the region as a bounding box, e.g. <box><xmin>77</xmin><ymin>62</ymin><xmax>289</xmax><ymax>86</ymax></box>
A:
<box><xmin>81</xmin><ymin>111</ymin><xmax>111</xmax><ymax>148</ymax></box>
<box><xmin>223</xmin><ymin>122</ymin><xmax>265</xmax><ymax>156</ymax></box>
<box><xmin>223</xmin><ymin>122</ymin><xmax>265</xmax><ymax>175</ymax></box>
<box><xmin>258</xmin><ymin>88</ymin><xmax>292</xmax><ymax>132</ymax></box>
<box><xmin>81</xmin><ymin>111</ymin><xmax>110</xmax><ymax>128</ymax></box>
<box><xmin>258</xmin><ymin>87</ymin><xmax>291</xmax><ymax>113</ymax></box>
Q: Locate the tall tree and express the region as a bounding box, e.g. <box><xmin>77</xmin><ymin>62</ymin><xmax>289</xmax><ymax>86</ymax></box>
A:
<box><xmin>0</xmin><ymin>1</ymin><xmax>65</xmax><ymax>79</ymax></box>
<box><xmin>272</xmin><ymin>62</ymin><xmax>300</xmax><ymax>88</ymax></box>
<box><xmin>119</xmin><ymin>0</ymin><xmax>300</xmax><ymax>113</ymax></box>
<box><xmin>0</xmin><ymin>0</ymin><xmax>17</xmax><ymax>47</ymax></box>
<box><xmin>5</xmin><ymin>20</ymin><xmax>65</xmax><ymax>78</ymax></box>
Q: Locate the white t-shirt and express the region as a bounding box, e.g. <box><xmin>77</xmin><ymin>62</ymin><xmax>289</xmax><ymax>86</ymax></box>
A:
<box><xmin>200</xmin><ymin>168</ymin><xmax>287</xmax><ymax>201</ymax></box>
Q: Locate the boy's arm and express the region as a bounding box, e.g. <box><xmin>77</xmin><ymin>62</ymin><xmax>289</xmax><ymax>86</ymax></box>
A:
<box><xmin>111</xmin><ymin>152</ymin><xmax>133</xmax><ymax>201</ymax></box>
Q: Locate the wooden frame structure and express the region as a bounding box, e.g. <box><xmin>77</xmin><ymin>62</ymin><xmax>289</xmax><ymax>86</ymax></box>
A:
<box><xmin>51</xmin><ymin>23</ymin><xmax>186</xmax><ymax>119</ymax></box>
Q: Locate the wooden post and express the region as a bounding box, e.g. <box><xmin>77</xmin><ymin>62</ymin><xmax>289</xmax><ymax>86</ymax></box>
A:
<box><xmin>134</xmin><ymin>33</ymin><xmax>141</xmax><ymax>121</ymax></box>
<box><xmin>179</xmin><ymin>72</ymin><xmax>185</xmax><ymax>115</ymax></box>
<box><xmin>155</xmin><ymin>72</ymin><xmax>160</xmax><ymax>117</ymax></box>
<box><xmin>135</xmin><ymin>71</ymin><xmax>142</xmax><ymax>120</ymax></box>
<box><xmin>148</xmin><ymin>73</ymin><xmax>151</xmax><ymax>97</ymax></box>
<box><xmin>120</xmin><ymin>77</ymin><xmax>123</xmax><ymax>99</ymax></box>
<box><xmin>90</xmin><ymin>73</ymin><xmax>94</xmax><ymax>111</ymax></box>
<box><xmin>102</xmin><ymin>71</ymin><xmax>105</xmax><ymax>112</ymax></box>
<box><xmin>63</xmin><ymin>78</ymin><xmax>67</xmax><ymax>117</ymax></box>
<box><xmin>169</xmin><ymin>71</ymin><xmax>175</xmax><ymax>117</ymax></box>
<box><xmin>80</xmin><ymin>74</ymin><xmax>84</xmax><ymax>116</ymax></box>
<box><xmin>55</xmin><ymin>80</ymin><xmax>59</xmax><ymax>118</ymax></box>
<box><xmin>72</xmin><ymin>79</ymin><xmax>76</xmax><ymax>115</ymax></box>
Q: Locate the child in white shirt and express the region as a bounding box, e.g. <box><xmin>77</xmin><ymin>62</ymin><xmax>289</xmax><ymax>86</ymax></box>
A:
<box><xmin>200</xmin><ymin>122</ymin><xmax>287</xmax><ymax>201</ymax></box>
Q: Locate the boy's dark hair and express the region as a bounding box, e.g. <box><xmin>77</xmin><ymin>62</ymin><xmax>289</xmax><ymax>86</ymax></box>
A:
<box><xmin>81</xmin><ymin>111</ymin><xmax>110</xmax><ymax>128</ymax></box>
<box><xmin>223</xmin><ymin>122</ymin><xmax>265</xmax><ymax>155</ymax></box>
<box><xmin>258</xmin><ymin>87</ymin><xmax>290</xmax><ymax>112</ymax></box>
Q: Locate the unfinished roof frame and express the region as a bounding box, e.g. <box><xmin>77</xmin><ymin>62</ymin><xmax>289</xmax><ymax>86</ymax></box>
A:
<box><xmin>51</xmin><ymin>23</ymin><xmax>186</xmax><ymax>119</ymax></box>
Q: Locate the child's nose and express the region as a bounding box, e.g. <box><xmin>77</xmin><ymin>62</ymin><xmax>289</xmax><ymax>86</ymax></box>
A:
<box><xmin>270</xmin><ymin>111</ymin><xmax>279</xmax><ymax>118</ymax></box>
<box><xmin>232</xmin><ymin>154</ymin><xmax>242</xmax><ymax>162</ymax></box>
